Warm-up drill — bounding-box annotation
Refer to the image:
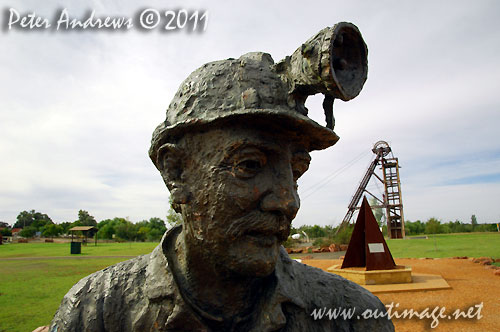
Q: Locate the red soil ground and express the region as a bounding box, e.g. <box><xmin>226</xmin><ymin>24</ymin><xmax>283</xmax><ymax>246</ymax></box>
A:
<box><xmin>302</xmin><ymin>258</ymin><xmax>500</xmax><ymax>331</ymax></box>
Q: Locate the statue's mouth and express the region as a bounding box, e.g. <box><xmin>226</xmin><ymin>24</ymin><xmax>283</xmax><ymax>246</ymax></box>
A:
<box><xmin>225</xmin><ymin>210</ymin><xmax>290</xmax><ymax>244</ymax></box>
<box><xmin>244</xmin><ymin>231</ymin><xmax>278</xmax><ymax>247</ymax></box>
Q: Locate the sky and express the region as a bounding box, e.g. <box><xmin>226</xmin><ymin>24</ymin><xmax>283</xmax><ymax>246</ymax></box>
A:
<box><xmin>1</xmin><ymin>0</ymin><xmax>499</xmax><ymax>227</ymax></box>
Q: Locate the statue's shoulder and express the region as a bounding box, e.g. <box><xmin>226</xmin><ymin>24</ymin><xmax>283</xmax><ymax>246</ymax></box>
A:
<box><xmin>72</xmin><ymin>252</ymin><xmax>152</xmax><ymax>298</ymax></box>
<box><xmin>287</xmin><ymin>257</ymin><xmax>380</xmax><ymax>307</ymax></box>
<box><xmin>278</xmin><ymin>251</ymin><xmax>394</xmax><ymax>331</ymax></box>
<box><xmin>50</xmin><ymin>253</ymin><xmax>156</xmax><ymax>332</ymax></box>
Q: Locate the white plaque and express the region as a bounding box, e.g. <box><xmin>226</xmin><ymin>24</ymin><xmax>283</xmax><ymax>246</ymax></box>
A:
<box><xmin>368</xmin><ymin>243</ymin><xmax>385</xmax><ymax>253</ymax></box>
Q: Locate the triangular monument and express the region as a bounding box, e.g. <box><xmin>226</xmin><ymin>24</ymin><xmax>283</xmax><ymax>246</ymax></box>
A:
<box><xmin>341</xmin><ymin>197</ymin><xmax>396</xmax><ymax>271</ymax></box>
<box><xmin>329</xmin><ymin>197</ymin><xmax>449</xmax><ymax>290</ymax></box>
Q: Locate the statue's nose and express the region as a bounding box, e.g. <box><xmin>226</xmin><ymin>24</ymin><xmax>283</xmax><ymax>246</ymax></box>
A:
<box><xmin>260</xmin><ymin>172</ymin><xmax>300</xmax><ymax>221</ymax></box>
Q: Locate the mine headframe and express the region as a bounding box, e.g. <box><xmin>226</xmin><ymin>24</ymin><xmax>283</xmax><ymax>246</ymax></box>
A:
<box><xmin>337</xmin><ymin>140</ymin><xmax>405</xmax><ymax>239</ymax></box>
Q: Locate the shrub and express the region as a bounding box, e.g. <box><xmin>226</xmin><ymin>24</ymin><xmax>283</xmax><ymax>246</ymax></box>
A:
<box><xmin>19</xmin><ymin>227</ymin><xmax>36</xmax><ymax>238</ymax></box>
<box><xmin>313</xmin><ymin>237</ymin><xmax>334</xmax><ymax>247</ymax></box>
<box><xmin>282</xmin><ymin>237</ymin><xmax>301</xmax><ymax>248</ymax></box>
<box><xmin>335</xmin><ymin>226</ymin><xmax>353</xmax><ymax>245</ymax></box>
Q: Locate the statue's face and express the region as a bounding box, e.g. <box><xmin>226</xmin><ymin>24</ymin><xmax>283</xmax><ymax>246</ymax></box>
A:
<box><xmin>178</xmin><ymin>124</ymin><xmax>310</xmax><ymax>277</ymax></box>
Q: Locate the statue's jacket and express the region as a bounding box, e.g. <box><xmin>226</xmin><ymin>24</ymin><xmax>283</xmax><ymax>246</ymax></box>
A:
<box><xmin>50</xmin><ymin>226</ymin><xmax>394</xmax><ymax>332</ymax></box>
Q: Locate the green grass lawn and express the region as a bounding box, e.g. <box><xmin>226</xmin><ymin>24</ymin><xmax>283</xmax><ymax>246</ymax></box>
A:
<box><xmin>0</xmin><ymin>241</ymin><xmax>158</xmax><ymax>258</ymax></box>
<box><xmin>386</xmin><ymin>232</ymin><xmax>500</xmax><ymax>258</ymax></box>
<box><xmin>0</xmin><ymin>241</ymin><xmax>158</xmax><ymax>332</ymax></box>
<box><xmin>0</xmin><ymin>257</ymin><xmax>132</xmax><ymax>332</ymax></box>
<box><xmin>0</xmin><ymin>233</ymin><xmax>498</xmax><ymax>331</ymax></box>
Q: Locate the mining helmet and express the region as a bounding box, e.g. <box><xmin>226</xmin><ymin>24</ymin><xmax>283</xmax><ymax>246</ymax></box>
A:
<box><xmin>150</xmin><ymin>22</ymin><xmax>368</xmax><ymax>168</ymax></box>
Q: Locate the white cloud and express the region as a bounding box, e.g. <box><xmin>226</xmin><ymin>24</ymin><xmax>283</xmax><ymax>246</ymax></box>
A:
<box><xmin>1</xmin><ymin>0</ymin><xmax>500</xmax><ymax>227</ymax></box>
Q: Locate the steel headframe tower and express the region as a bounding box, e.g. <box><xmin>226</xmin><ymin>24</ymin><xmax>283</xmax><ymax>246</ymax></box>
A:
<box><xmin>338</xmin><ymin>141</ymin><xmax>405</xmax><ymax>239</ymax></box>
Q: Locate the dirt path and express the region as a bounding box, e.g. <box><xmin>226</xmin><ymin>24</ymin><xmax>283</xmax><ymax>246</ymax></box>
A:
<box><xmin>303</xmin><ymin>258</ymin><xmax>500</xmax><ymax>331</ymax></box>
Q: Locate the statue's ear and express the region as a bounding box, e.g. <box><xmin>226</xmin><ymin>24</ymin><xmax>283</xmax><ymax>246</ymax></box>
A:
<box><xmin>157</xmin><ymin>143</ymin><xmax>191</xmax><ymax>208</ymax></box>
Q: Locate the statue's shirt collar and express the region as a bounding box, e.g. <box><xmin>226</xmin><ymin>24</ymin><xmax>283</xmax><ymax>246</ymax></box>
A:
<box><xmin>145</xmin><ymin>225</ymin><xmax>305</xmax><ymax>332</ymax></box>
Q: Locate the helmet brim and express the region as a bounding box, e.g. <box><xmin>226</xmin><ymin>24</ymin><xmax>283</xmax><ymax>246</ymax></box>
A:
<box><xmin>149</xmin><ymin>108</ymin><xmax>339</xmax><ymax>168</ymax></box>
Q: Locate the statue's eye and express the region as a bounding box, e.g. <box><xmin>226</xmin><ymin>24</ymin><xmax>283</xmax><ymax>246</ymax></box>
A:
<box><xmin>234</xmin><ymin>158</ymin><xmax>265</xmax><ymax>178</ymax></box>
<box><xmin>240</xmin><ymin>160</ymin><xmax>261</xmax><ymax>170</ymax></box>
<box><xmin>226</xmin><ymin>147</ymin><xmax>268</xmax><ymax>179</ymax></box>
<box><xmin>291</xmin><ymin>152</ymin><xmax>311</xmax><ymax>182</ymax></box>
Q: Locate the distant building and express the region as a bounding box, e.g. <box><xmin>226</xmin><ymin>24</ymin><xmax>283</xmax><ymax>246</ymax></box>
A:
<box><xmin>11</xmin><ymin>228</ymin><xmax>22</xmax><ymax>237</ymax></box>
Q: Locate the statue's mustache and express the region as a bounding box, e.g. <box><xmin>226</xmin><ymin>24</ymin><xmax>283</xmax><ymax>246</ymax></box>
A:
<box><xmin>225</xmin><ymin>210</ymin><xmax>290</xmax><ymax>242</ymax></box>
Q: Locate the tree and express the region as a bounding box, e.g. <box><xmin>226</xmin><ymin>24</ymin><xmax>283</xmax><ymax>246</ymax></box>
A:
<box><xmin>98</xmin><ymin>223</ymin><xmax>115</xmax><ymax>239</ymax></box>
<box><xmin>76</xmin><ymin>210</ymin><xmax>97</xmax><ymax>227</ymax></box>
<box><xmin>59</xmin><ymin>222</ymin><xmax>73</xmax><ymax>234</ymax></box>
<box><xmin>19</xmin><ymin>227</ymin><xmax>36</xmax><ymax>238</ymax></box>
<box><xmin>166</xmin><ymin>197</ymin><xmax>182</xmax><ymax>228</ymax></box>
<box><xmin>115</xmin><ymin>219</ymin><xmax>137</xmax><ymax>241</ymax></box>
<box><xmin>13</xmin><ymin>210</ymin><xmax>53</xmax><ymax>229</ymax></box>
<box><xmin>425</xmin><ymin>217</ymin><xmax>442</xmax><ymax>234</ymax></box>
<box><xmin>308</xmin><ymin>225</ymin><xmax>326</xmax><ymax>238</ymax></box>
<box><xmin>471</xmin><ymin>214</ymin><xmax>478</xmax><ymax>231</ymax></box>
<box><xmin>0</xmin><ymin>228</ymin><xmax>12</xmax><ymax>236</ymax></box>
<box><xmin>412</xmin><ymin>220</ymin><xmax>426</xmax><ymax>234</ymax></box>
<box><xmin>146</xmin><ymin>217</ymin><xmax>165</xmax><ymax>231</ymax></box>
<box><xmin>97</xmin><ymin>218</ymin><xmax>118</xmax><ymax>240</ymax></box>
<box><xmin>369</xmin><ymin>197</ymin><xmax>384</xmax><ymax>227</ymax></box>
<box><xmin>444</xmin><ymin>220</ymin><xmax>471</xmax><ymax>233</ymax></box>
<box><xmin>335</xmin><ymin>225</ymin><xmax>354</xmax><ymax>244</ymax></box>
<box><xmin>95</xmin><ymin>216</ymin><xmax>166</xmax><ymax>242</ymax></box>
<box><xmin>322</xmin><ymin>225</ymin><xmax>336</xmax><ymax>238</ymax></box>
<box><xmin>147</xmin><ymin>228</ymin><xmax>164</xmax><ymax>242</ymax></box>
<box><xmin>136</xmin><ymin>226</ymin><xmax>151</xmax><ymax>242</ymax></box>
<box><xmin>42</xmin><ymin>224</ymin><xmax>63</xmax><ymax>238</ymax></box>
<box><xmin>405</xmin><ymin>220</ymin><xmax>417</xmax><ymax>235</ymax></box>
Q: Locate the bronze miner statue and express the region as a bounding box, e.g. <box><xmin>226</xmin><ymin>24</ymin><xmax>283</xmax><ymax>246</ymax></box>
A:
<box><xmin>50</xmin><ymin>23</ymin><xmax>394</xmax><ymax>332</ymax></box>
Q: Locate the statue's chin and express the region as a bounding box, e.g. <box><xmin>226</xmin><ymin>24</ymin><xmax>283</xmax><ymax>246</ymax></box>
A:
<box><xmin>225</xmin><ymin>239</ymin><xmax>280</xmax><ymax>277</ymax></box>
